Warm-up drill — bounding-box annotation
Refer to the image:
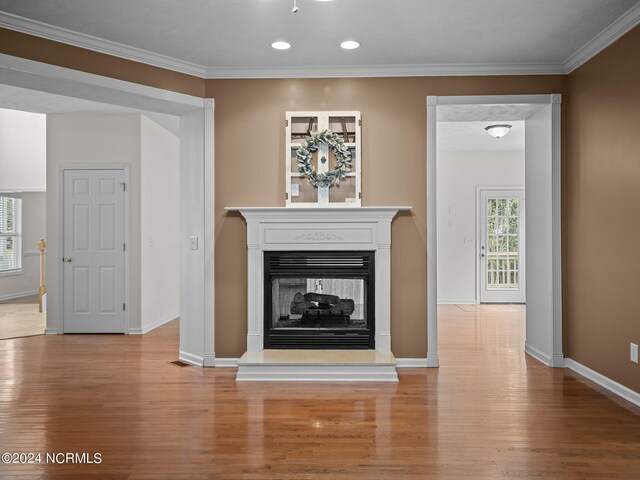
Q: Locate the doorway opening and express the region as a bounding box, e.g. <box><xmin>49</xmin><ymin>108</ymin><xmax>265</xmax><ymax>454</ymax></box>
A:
<box><xmin>0</xmin><ymin>107</ymin><xmax>47</xmax><ymax>340</ymax></box>
<box><xmin>427</xmin><ymin>95</ymin><xmax>563</xmax><ymax>368</ymax></box>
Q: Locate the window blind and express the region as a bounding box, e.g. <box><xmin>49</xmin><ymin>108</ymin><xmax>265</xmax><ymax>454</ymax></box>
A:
<box><xmin>0</xmin><ymin>195</ymin><xmax>22</xmax><ymax>273</ymax></box>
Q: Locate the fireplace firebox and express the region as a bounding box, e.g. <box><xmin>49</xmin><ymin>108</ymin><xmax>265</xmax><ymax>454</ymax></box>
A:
<box><xmin>264</xmin><ymin>251</ymin><xmax>375</xmax><ymax>349</ymax></box>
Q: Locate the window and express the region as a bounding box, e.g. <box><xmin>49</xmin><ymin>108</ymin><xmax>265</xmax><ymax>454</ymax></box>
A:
<box><xmin>0</xmin><ymin>196</ymin><xmax>22</xmax><ymax>274</ymax></box>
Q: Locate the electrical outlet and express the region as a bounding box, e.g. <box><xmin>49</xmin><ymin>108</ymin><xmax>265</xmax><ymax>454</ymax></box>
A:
<box><xmin>190</xmin><ymin>236</ymin><xmax>199</xmax><ymax>250</ymax></box>
<box><xmin>631</xmin><ymin>343</ymin><xmax>638</xmax><ymax>364</ymax></box>
<box><xmin>291</xmin><ymin>183</ymin><xmax>300</xmax><ymax>197</ymax></box>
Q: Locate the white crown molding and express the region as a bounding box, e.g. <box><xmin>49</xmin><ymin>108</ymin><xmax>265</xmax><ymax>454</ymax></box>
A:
<box><xmin>564</xmin><ymin>2</ymin><xmax>640</xmax><ymax>73</ymax></box>
<box><xmin>565</xmin><ymin>358</ymin><xmax>640</xmax><ymax>408</ymax></box>
<box><xmin>0</xmin><ymin>11</ymin><xmax>206</xmax><ymax>77</ymax></box>
<box><xmin>203</xmin><ymin>62</ymin><xmax>566</xmax><ymax>79</ymax></box>
<box><xmin>2</xmin><ymin>6</ymin><xmax>638</xmax><ymax>79</ymax></box>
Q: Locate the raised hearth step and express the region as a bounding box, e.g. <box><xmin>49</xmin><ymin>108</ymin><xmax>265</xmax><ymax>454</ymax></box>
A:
<box><xmin>236</xmin><ymin>349</ymin><xmax>398</xmax><ymax>382</ymax></box>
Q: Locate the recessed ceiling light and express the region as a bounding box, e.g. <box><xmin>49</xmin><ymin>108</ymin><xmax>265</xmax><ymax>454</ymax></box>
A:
<box><xmin>340</xmin><ymin>40</ymin><xmax>360</xmax><ymax>50</ymax></box>
<box><xmin>271</xmin><ymin>41</ymin><xmax>291</xmax><ymax>50</ymax></box>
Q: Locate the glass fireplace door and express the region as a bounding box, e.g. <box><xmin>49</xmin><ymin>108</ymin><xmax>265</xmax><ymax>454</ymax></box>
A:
<box><xmin>264</xmin><ymin>251</ymin><xmax>375</xmax><ymax>349</ymax></box>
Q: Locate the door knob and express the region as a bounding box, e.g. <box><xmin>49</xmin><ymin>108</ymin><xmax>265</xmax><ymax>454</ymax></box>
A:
<box><xmin>63</xmin><ymin>257</ymin><xmax>72</xmax><ymax>263</ymax></box>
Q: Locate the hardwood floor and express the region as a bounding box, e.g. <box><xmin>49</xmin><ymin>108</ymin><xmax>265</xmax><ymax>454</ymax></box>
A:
<box><xmin>0</xmin><ymin>306</ymin><xmax>639</xmax><ymax>479</ymax></box>
<box><xmin>0</xmin><ymin>295</ymin><xmax>45</xmax><ymax>340</ymax></box>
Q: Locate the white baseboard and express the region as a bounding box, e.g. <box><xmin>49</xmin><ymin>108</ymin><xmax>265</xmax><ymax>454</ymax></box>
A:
<box><xmin>437</xmin><ymin>299</ymin><xmax>477</xmax><ymax>305</ymax></box>
<box><xmin>396</xmin><ymin>358</ymin><xmax>429</xmax><ymax>368</ymax></box>
<box><xmin>203</xmin><ymin>354</ymin><xmax>216</xmax><ymax>367</ymax></box>
<box><xmin>129</xmin><ymin>313</ymin><xmax>179</xmax><ymax>335</ymax></box>
<box><xmin>564</xmin><ymin>358</ymin><xmax>640</xmax><ymax>408</ymax></box>
<box><xmin>215</xmin><ymin>357</ymin><xmax>239</xmax><ymax>367</ymax></box>
<box><xmin>525</xmin><ymin>343</ymin><xmax>551</xmax><ymax>366</ymax></box>
<box><xmin>0</xmin><ymin>289</ymin><xmax>38</xmax><ymax>302</ymax></box>
<box><xmin>179</xmin><ymin>350</ymin><xmax>204</xmax><ymax>366</ymax></box>
<box><xmin>426</xmin><ymin>353</ymin><xmax>440</xmax><ymax>367</ymax></box>
<box><xmin>44</xmin><ymin>328</ymin><xmax>60</xmax><ymax>335</ymax></box>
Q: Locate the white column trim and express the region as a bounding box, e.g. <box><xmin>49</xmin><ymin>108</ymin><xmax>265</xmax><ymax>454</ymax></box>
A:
<box><xmin>426</xmin><ymin>96</ymin><xmax>439</xmax><ymax>368</ymax></box>
<box><xmin>550</xmin><ymin>94</ymin><xmax>564</xmax><ymax>368</ymax></box>
<box><xmin>203</xmin><ymin>98</ymin><xmax>216</xmax><ymax>367</ymax></box>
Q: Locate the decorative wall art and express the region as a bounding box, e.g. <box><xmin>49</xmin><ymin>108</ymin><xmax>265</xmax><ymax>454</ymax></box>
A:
<box><xmin>285</xmin><ymin>111</ymin><xmax>362</xmax><ymax>207</ymax></box>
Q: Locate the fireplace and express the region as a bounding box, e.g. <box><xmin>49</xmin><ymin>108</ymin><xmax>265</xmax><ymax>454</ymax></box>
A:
<box><xmin>227</xmin><ymin>206</ymin><xmax>410</xmax><ymax>358</ymax></box>
<box><xmin>264</xmin><ymin>251</ymin><xmax>375</xmax><ymax>349</ymax></box>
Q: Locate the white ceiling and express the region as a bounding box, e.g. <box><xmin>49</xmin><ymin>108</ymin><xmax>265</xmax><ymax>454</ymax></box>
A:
<box><xmin>0</xmin><ymin>0</ymin><xmax>639</xmax><ymax>77</ymax></box>
<box><xmin>437</xmin><ymin>102</ymin><xmax>535</xmax><ymax>151</ymax></box>
<box><xmin>437</xmin><ymin>121</ymin><xmax>524</xmax><ymax>151</ymax></box>
<box><xmin>0</xmin><ymin>84</ymin><xmax>180</xmax><ymax>134</ymax></box>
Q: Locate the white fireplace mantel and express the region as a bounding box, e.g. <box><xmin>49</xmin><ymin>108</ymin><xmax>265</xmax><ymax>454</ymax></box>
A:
<box><xmin>226</xmin><ymin>206</ymin><xmax>411</xmax><ymax>354</ymax></box>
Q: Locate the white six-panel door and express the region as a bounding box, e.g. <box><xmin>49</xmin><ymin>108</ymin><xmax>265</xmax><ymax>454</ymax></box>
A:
<box><xmin>63</xmin><ymin>169</ymin><xmax>126</xmax><ymax>333</ymax></box>
<box><xmin>479</xmin><ymin>188</ymin><xmax>526</xmax><ymax>304</ymax></box>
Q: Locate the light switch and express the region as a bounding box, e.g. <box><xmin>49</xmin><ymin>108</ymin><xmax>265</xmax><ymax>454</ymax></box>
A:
<box><xmin>190</xmin><ymin>236</ymin><xmax>199</xmax><ymax>250</ymax></box>
<box><xmin>291</xmin><ymin>183</ymin><xmax>300</xmax><ymax>197</ymax></box>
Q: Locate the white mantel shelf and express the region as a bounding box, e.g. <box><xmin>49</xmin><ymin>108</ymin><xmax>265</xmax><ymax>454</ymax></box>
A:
<box><xmin>226</xmin><ymin>206</ymin><xmax>412</xmax><ymax>218</ymax></box>
<box><xmin>228</xmin><ymin>205</ymin><xmax>411</xmax><ymax>382</ymax></box>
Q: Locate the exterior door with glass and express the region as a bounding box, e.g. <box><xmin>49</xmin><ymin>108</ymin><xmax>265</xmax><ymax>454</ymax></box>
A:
<box><xmin>479</xmin><ymin>189</ymin><xmax>525</xmax><ymax>303</ymax></box>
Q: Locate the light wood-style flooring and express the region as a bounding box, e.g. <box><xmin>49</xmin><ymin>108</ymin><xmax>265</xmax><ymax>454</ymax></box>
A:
<box><xmin>0</xmin><ymin>305</ymin><xmax>639</xmax><ymax>479</ymax></box>
<box><xmin>0</xmin><ymin>294</ymin><xmax>45</xmax><ymax>340</ymax></box>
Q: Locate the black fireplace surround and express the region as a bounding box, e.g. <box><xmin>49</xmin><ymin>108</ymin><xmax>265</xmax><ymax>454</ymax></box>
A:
<box><xmin>264</xmin><ymin>251</ymin><xmax>375</xmax><ymax>349</ymax></box>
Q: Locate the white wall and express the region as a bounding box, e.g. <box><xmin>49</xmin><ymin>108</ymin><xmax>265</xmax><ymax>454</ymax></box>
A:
<box><xmin>46</xmin><ymin>113</ymin><xmax>142</xmax><ymax>333</ymax></box>
<box><xmin>437</xmin><ymin>150</ymin><xmax>525</xmax><ymax>303</ymax></box>
<box><xmin>141</xmin><ymin>116</ymin><xmax>180</xmax><ymax>332</ymax></box>
<box><xmin>0</xmin><ymin>108</ymin><xmax>46</xmax><ymax>192</ymax></box>
<box><xmin>0</xmin><ymin>192</ymin><xmax>46</xmax><ymax>300</ymax></box>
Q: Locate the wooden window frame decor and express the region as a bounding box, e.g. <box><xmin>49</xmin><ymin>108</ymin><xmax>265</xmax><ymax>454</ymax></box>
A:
<box><xmin>285</xmin><ymin>111</ymin><xmax>361</xmax><ymax>208</ymax></box>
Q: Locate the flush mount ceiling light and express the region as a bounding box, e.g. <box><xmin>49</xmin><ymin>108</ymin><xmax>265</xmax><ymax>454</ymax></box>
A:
<box><xmin>340</xmin><ymin>40</ymin><xmax>360</xmax><ymax>50</ymax></box>
<box><xmin>485</xmin><ymin>124</ymin><xmax>512</xmax><ymax>138</ymax></box>
<box><xmin>271</xmin><ymin>41</ymin><xmax>291</xmax><ymax>50</ymax></box>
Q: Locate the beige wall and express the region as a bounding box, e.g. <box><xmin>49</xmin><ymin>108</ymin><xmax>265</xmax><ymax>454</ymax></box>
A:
<box><xmin>566</xmin><ymin>26</ymin><xmax>640</xmax><ymax>392</ymax></box>
<box><xmin>206</xmin><ymin>76</ymin><xmax>567</xmax><ymax>358</ymax></box>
